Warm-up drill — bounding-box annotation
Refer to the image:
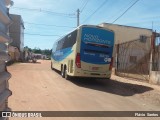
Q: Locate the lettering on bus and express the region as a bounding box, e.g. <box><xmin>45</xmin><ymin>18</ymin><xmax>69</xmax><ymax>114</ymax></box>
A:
<box><xmin>54</xmin><ymin>51</ymin><xmax>63</xmax><ymax>56</ymax></box>
<box><xmin>99</xmin><ymin>54</ymin><xmax>109</xmax><ymax>58</ymax></box>
<box><xmin>83</xmin><ymin>34</ymin><xmax>111</xmax><ymax>45</ymax></box>
<box><xmin>84</xmin><ymin>52</ymin><xmax>95</xmax><ymax>56</ymax></box>
<box><xmin>104</xmin><ymin>57</ymin><xmax>111</xmax><ymax>62</ymax></box>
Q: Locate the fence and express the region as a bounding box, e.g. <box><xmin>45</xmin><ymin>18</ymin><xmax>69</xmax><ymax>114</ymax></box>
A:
<box><xmin>115</xmin><ymin>37</ymin><xmax>151</xmax><ymax>81</ymax></box>
<box><xmin>152</xmin><ymin>36</ymin><xmax>160</xmax><ymax>71</ymax></box>
<box><xmin>150</xmin><ymin>35</ymin><xmax>160</xmax><ymax>85</ymax></box>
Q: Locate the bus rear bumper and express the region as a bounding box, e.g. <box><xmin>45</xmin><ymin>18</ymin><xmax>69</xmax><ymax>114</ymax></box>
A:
<box><xmin>73</xmin><ymin>70</ymin><xmax>111</xmax><ymax>79</ymax></box>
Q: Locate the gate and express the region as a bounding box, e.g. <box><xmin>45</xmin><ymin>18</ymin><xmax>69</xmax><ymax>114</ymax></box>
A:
<box><xmin>150</xmin><ymin>34</ymin><xmax>160</xmax><ymax>84</ymax></box>
<box><xmin>115</xmin><ymin>37</ymin><xmax>151</xmax><ymax>81</ymax></box>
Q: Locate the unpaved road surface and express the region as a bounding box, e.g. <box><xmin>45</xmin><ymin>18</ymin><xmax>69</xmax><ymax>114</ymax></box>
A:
<box><xmin>7</xmin><ymin>60</ymin><xmax>160</xmax><ymax>120</ymax></box>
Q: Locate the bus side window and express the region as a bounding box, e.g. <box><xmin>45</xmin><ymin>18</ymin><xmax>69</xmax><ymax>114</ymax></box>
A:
<box><xmin>70</xmin><ymin>30</ymin><xmax>77</xmax><ymax>46</ymax></box>
<box><xmin>52</xmin><ymin>42</ymin><xmax>57</xmax><ymax>52</ymax></box>
<box><xmin>56</xmin><ymin>39</ymin><xmax>64</xmax><ymax>51</ymax></box>
<box><xmin>62</xmin><ymin>30</ymin><xmax>77</xmax><ymax>49</ymax></box>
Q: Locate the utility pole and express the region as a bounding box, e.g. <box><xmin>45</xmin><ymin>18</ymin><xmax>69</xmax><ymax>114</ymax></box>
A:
<box><xmin>152</xmin><ymin>21</ymin><xmax>154</xmax><ymax>31</ymax></box>
<box><xmin>77</xmin><ymin>9</ymin><xmax>80</xmax><ymax>27</ymax></box>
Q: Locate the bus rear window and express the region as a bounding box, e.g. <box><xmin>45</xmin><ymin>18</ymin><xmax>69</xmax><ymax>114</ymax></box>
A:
<box><xmin>85</xmin><ymin>42</ymin><xmax>111</xmax><ymax>48</ymax></box>
<box><xmin>84</xmin><ymin>49</ymin><xmax>109</xmax><ymax>55</ymax></box>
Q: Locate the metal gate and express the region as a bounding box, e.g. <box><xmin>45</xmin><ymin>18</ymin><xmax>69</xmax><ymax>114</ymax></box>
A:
<box><xmin>115</xmin><ymin>37</ymin><xmax>151</xmax><ymax>81</ymax></box>
<box><xmin>152</xmin><ymin>35</ymin><xmax>160</xmax><ymax>71</ymax></box>
<box><xmin>150</xmin><ymin>34</ymin><xmax>160</xmax><ymax>85</ymax></box>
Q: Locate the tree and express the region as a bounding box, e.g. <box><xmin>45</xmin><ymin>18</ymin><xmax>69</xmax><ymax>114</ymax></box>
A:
<box><xmin>33</xmin><ymin>47</ymin><xmax>42</xmax><ymax>54</ymax></box>
<box><xmin>24</xmin><ymin>46</ymin><xmax>51</xmax><ymax>58</ymax></box>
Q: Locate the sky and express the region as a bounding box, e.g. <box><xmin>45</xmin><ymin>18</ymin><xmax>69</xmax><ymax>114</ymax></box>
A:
<box><xmin>9</xmin><ymin>0</ymin><xmax>160</xmax><ymax>50</ymax></box>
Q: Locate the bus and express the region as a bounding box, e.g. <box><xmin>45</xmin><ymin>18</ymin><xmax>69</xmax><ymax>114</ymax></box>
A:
<box><xmin>51</xmin><ymin>25</ymin><xmax>114</xmax><ymax>79</ymax></box>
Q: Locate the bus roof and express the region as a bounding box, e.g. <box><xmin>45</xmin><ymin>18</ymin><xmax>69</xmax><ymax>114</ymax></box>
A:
<box><xmin>55</xmin><ymin>24</ymin><xmax>114</xmax><ymax>43</ymax></box>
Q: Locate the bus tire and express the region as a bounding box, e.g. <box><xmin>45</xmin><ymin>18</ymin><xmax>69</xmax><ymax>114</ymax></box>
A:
<box><xmin>65</xmin><ymin>68</ymin><xmax>70</xmax><ymax>80</ymax></box>
<box><xmin>61</xmin><ymin>66</ymin><xmax>65</xmax><ymax>78</ymax></box>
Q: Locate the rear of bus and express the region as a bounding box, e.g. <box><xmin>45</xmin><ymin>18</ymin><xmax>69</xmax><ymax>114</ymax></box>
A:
<box><xmin>75</xmin><ymin>25</ymin><xmax>114</xmax><ymax>79</ymax></box>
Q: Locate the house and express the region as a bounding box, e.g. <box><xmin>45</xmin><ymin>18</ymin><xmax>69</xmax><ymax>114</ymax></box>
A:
<box><xmin>9</xmin><ymin>14</ymin><xmax>25</xmax><ymax>60</ymax></box>
<box><xmin>99</xmin><ymin>23</ymin><xmax>153</xmax><ymax>80</ymax></box>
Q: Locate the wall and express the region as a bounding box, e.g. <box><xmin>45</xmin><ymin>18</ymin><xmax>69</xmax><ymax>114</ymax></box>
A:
<box><xmin>99</xmin><ymin>23</ymin><xmax>152</xmax><ymax>62</ymax></box>
<box><xmin>99</xmin><ymin>23</ymin><xmax>152</xmax><ymax>44</ymax></box>
<box><xmin>99</xmin><ymin>23</ymin><xmax>153</xmax><ymax>81</ymax></box>
<box><xmin>0</xmin><ymin>0</ymin><xmax>12</xmax><ymax>117</ymax></box>
<box><xmin>9</xmin><ymin>14</ymin><xmax>24</xmax><ymax>61</ymax></box>
<box><xmin>150</xmin><ymin>71</ymin><xmax>160</xmax><ymax>85</ymax></box>
<box><xmin>8</xmin><ymin>45</ymin><xmax>20</xmax><ymax>62</ymax></box>
<box><xmin>9</xmin><ymin>14</ymin><xmax>24</xmax><ymax>52</ymax></box>
<box><xmin>117</xmin><ymin>38</ymin><xmax>150</xmax><ymax>73</ymax></box>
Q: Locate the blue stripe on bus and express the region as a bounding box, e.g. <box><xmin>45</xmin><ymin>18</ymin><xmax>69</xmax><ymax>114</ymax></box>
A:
<box><xmin>52</xmin><ymin>47</ymin><xmax>72</xmax><ymax>61</ymax></box>
<box><xmin>81</xmin><ymin>27</ymin><xmax>114</xmax><ymax>45</ymax></box>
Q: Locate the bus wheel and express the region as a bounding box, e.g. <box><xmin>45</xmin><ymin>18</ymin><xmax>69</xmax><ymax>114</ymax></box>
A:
<box><xmin>65</xmin><ymin>68</ymin><xmax>70</xmax><ymax>80</ymax></box>
<box><xmin>61</xmin><ymin>66</ymin><xmax>65</xmax><ymax>78</ymax></box>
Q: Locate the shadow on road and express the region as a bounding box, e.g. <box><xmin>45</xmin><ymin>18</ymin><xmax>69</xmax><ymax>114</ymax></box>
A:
<box><xmin>32</xmin><ymin>62</ymin><xmax>41</xmax><ymax>64</ymax></box>
<box><xmin>25</xmin><ymin>61</ymin><xmax>41</xmax><ymax>64</ymax></box>
<box><xmin>51</xmin><ymin>69</ymin><xmax>153</xmax><ymax>96</ymax></box>
<box><xmin>69</xmin><ymin>78</ymin><xmax>153</xmax><ymax>96</ymax></box>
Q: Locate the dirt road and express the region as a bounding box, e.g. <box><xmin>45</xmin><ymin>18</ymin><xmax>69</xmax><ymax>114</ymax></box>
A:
<box><xmin>7</xmin><ymin>60</ymin><xmax>160</xmax><ymax>120</ymax></box>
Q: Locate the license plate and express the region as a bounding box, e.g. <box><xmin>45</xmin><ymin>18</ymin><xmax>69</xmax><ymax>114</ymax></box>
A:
<box><xmin>92</xmin><ymin>67</ymin><xmax>99</xmax><ymax>70</ymax></box>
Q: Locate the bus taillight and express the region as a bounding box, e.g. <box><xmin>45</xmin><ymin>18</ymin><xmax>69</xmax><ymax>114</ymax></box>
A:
<box><xmin>109</xmin><ymin>57</ymin><xmax>113</xmax><ymax>71</ymax></box>
<box><xmin>76</xmin><ymin>53</ymin><xmax>81</xmax><ymax>68</ymax></box>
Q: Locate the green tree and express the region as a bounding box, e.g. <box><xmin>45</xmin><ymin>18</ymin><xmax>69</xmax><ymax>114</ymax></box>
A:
<box><xmin>33</xmin><ymin>47</ymin><xmax>42</xmax><ymax>54</ymax></box>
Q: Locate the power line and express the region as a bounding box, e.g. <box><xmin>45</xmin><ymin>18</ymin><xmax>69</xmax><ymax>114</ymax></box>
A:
<box><xmin>79</xmin><ymin>0</ymin><xmax>86</xmax><ymax>10</ymax></box>
<box><xmin>112</xmin><ymin>0</ymin><xmax>140</xmax><ymax>23</ymax></box>
<box><xmin>12</xmin><ymin>7</ymin><xmax>75</xmax><ymax>16</ymax></box>
<box><xmin>82</xmin><ymin>0</ymin><xmax>109</xmax><ymax>24</ymax></box>
<box><xmin>24</xmin><ymin>22</ymin><xmax>76</xmax><ymax>28</ymax></box>
<box><xmin>80</xmin><ymin>0</ymin><xmax>90</xmax><ymax>13</ymax></box>
<box><xmin>105</xmin><ymin>0</ymin><xmax>133</xmax><ymax>22</ymax></box>
<box><xmin>24</xmin><ymin>33</ymin><xmax>61</xmax><ymax>37</ymax></box>
<box><xmin>10</xmin><ymin>31</ymin><xmax>62</xmax><ymax>37</ymax></box>
<box><xmin>11</xmin><ymin>7</ymin><xmax>76</xmax><ymax>18</ymax></box>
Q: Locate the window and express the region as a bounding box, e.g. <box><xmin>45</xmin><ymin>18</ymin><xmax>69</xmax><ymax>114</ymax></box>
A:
<box><xmin>56</xmin><ymin>38</ymin><xmax>65</xmax><ymax>51</ymax></box>
<box><xmin>140</xmin><ymin>35</ymin><xmax>147</xmax><ymax>43</ymax></box>
<box><xmin>155</xmin><ymin>37</ymin><xmax>160</xmax><ymax>46</ymax></box>
<box><xmin>52</xmin><ymin>42</ymin><xmax>57</xmax><ymax>52</ymax></box>
<box><xmin>84</xmin><ymin>49</ymin><xmax>109</xmax><ymax>54</ymax></box>
<box><xmin>55</xmin><ymin>30</ymin><xmax>77</xmax><ymax>51</ymax></box>
<box><xmin>130</xmin><ymin>56</ymin><xmax>137</xmax><ymax>63</ymax></box>
<box><xmin>63</xmin><ymin>30</ymin><xmax>77</xmax><ymax>49</ymax></box>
